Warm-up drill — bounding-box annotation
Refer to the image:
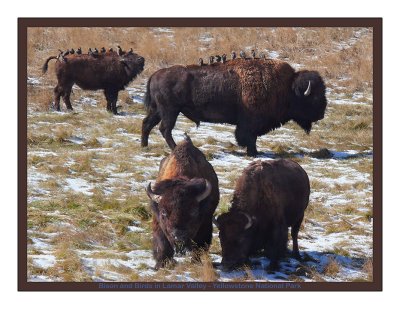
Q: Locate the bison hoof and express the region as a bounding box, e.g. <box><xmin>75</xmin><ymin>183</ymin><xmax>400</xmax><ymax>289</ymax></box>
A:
<box><xmin>267</xmin><ymin>261</ymin><xmax>280</xmax><ymax>272</ymax></box>
<box><xmin>291</xmin><ymin>252</ymin><xmax>302</xmax><ymax>261</ymax></box>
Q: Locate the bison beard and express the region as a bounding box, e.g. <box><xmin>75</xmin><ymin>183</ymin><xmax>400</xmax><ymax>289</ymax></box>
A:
<box><xmin>215</xmin><ymin>159</ymin><xmax>310</xmax><ymax>270</ymax></box>
<box><xmin>145</xmin><ymin>135</ymin><xmax>219</xmax><ymax>269</ymax></box>
<box><xmin>141</xmin><ymin>59</ymin><xmax>327</xmax><ymax>156</ymax></box>
<box><xmin>42</xmin><ymin>52</ymin><xmax>145</xmax><ymax>114</ymax></box>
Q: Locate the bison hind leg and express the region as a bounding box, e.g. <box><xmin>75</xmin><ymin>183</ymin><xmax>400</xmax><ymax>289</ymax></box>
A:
<box><xmin>290</xmin><ymin>216</ymin><xmax>304</xmax><ymax>260</ymax></box>
<box><xmin>141</xmin><ymin>109</ymin><xmax>161</xmax><ymax>147</ymax></box>
<box><xmin>159</xmin><ymin>112</ymin><xmax>179</xmax><ymax>150</ymax></box>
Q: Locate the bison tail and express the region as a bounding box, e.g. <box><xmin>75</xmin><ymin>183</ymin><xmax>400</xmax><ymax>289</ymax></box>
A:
<box><xmin>42</xmin><ymin>56</ymin><xmax>58</xmax><ymax>74</ymax></box>
<box><xmin>143</xmin><ymin>76</ymin><xmax>153</xmax><ymax>112</ymax></box>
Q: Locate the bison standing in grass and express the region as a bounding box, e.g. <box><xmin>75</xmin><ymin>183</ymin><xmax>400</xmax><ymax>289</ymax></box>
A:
<box><xmin>214</xmin><ymin>159</ymin><xmax>310</xmax><ymax>271</ymax></box>
<box><xmin>42</xmin><ymin>51</ymin><xmax>145</xmax><ymax>114</ymax></box>
<box><xmin>145</xmin><ymin>134</ymin><xmax>219</xmax><ymax>269</ymax></box>
<box><xmin>141</xmin><ymin>58</ymin><xmax>327</xmax><ymax>156</ymax></box>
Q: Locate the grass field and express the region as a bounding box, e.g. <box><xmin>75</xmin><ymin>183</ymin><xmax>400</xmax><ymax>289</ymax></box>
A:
<box><xmin>26</xmin><ymin>26</ymin><xmax>373</xmax><ymax>282</ymax></box>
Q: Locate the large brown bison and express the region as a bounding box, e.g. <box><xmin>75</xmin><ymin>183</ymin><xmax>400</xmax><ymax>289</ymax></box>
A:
<box><xmin>145</xmin><ymin>134</ymin><xmax>219</xmax><ymax>269</ymax></box>
<box><xmin>214</xmin><ymin>159</ymin><xmax>310</xmax><ymax>270</ymax></box>
<box><xmin>141</xmin><ymin>58</ymin><xmax>327</xmax><ymax>156</ymax></box>
<box><xmin>42</xmin><ymin>51</ymin><xmax>145</xmax><ymax>114</ymax></box>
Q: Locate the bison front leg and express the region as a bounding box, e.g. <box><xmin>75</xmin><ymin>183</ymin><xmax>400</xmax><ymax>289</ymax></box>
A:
<box><xmin>234</xmin><ymin>125</ymin><xmax>258</xmax><ymax>157</ymax></box>
<box><xmin>62</xmin><ymin>85</ymin><xmax>74</xmax><ymax>110</ymax></box>
<box><xmin>268</xmin><ymin>224</ymin><xmax>288</xmax><ymax>271</ymax></box>
<box><xmin>191</xmin><ymin>218</ymin><xmax>213</xmax><ymax>263</ymax></box>
<box><xmin>152</xmin><ymin>222</ymin><xmax>174</xmax><ymax>270</ymax></box>
<box><xmin>104</xmin><ymin>89</ymin><xmax>119</xmax><ymax>115</ymax></box>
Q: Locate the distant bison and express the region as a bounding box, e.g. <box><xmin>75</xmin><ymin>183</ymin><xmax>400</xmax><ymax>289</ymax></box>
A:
<box><xmin>214</xmin><ymin>159</ymin><xmax>310</xmax><ymax>270</ymax></box>
<box><xmin>42</xmin><ymin>51</ymin><xmax>145</xmax><ymax>114</ymax></box>
<box><xmin>141</xmin><ymin>58</ymin><xmax>327</xmax><ymax>156</ymax></box>
<box><xmin>146</xmin><ymin>134</ymin><xmax>219</xmax><ymax>269</ymax></box>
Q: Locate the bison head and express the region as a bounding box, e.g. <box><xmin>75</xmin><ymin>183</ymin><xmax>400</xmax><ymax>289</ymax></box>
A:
<box><xmin>120</xmin><ymin>52</ymin><xmax>145</xmax><ymax>79</ymax></box>
<box><xmin>146</xmin><ymin>177</ymin><xmax>212</xmax><ymax>254</ymax></box>
<box><xmin>215</xmin><ymin>210</ymin><xmax>256</xmax><ymax>270</ymax></box>
<box><xmin>290</xmin><ymin>70</ymin><xmax>327</xmax><ymax>134</ymax></box>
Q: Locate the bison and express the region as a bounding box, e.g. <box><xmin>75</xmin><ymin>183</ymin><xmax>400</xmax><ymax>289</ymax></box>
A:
<box><xmin>141</xmin><ymin>58</ymin><xmax>327</xmax><ymax>156</ymax></box>
<box><xmin>145</xmin><ymin>134</ymin><xmax>219</xmax><ymax>269</ymax></box>
<box><xmin>42</xmin><ymin>50</ymin><xmax>145</xmax><ymax>114</ymax></box>
<box><xmin>214</xmin><ymin>159</ymin><xmax>310</xmax><ymax>270</ymax></box>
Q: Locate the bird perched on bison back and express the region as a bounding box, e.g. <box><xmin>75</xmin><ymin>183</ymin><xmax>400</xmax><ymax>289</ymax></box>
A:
<box><xmin>198</xmin><ymin>58</ymin><xmax>204</xmax><ymax>66</ymax></box>
<box><xmin>215</xmin><ymin>55</ymin><xmax>221</xmax><ymax>63</ymax></box>
<box><xmin>222</xmin><ymin>54</ymin><xmax>227</xmax><ymax>63</ymax></box>
<box><xmin>231</xmin><ymin>51</ymin><xmax>236</xmax><ymax>60</ymax></box>
<box><xmin>214</xmin><ymin>159</ymin><xmax>310</xmax><ymax>270</ymax></box>
<box><xmin>141</xmin><ymin>58</ymin><xmax>327</xmax><ymax>156</ymax></box>
<box><xmin>76</xmin><ymin>47</ymin><xmax>82</xmax><ymax>55</ymax></box>
<box><xmin>251</xmin><ymin>49</ymin><xmax>256</xmax><ymax>59</ymax></box>
<box><xmin>145</xmin><ymin>134</ymin><xmax>219</xmax><ymax>269</ymax></box>
<box><xmin>101</xmin><ymin>47</ymin><xmax>106</xmax><ymax>53</ymax></box>
<box><xmin>117</xmin><ymin>45</ymin><xmax>124</xmax><ymax>56</ymax></box>
<box><xmin>70</xmin><ymin>48</ymin><xmax>75</xmax><ymax>55</ymax></box>
<box><xmin>209</xmin><ymin>56</ymin><xmax>214</xmax><ymax>64</ymax></box>
<box><xmin>42</xmin><ymin>49</ymin><xmax>145</xmax><ymax>114</ymax></box>
<box><xmin>240</xmin><ymin>50</ymin><xmax>246</xmax><ymax>59</ymax></box>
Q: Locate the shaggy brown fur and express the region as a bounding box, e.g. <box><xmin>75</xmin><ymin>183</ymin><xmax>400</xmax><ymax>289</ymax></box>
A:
<box><xmin>215</xmin><ymin>159</ymin><xmax>310</xmax><ymax>270</ymax></box>
<box><xmin>42</xmin><ymin>51</ymin><xmax>144</xmax><ymax>114</ymax></box>
<box><xmin>146</xmin><ymin>135</ymin><xmax>220</xmax><ymax>269</ymax></box>
<box><xmin>141</xmin><ymin>58</ymin><xmax>327</xmax><ymax>156</ymax></box>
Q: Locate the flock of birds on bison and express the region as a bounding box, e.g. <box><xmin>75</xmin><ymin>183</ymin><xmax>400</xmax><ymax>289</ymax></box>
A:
<box><xmin>41</xmin><ymin>45</ymin><xmax>329</xmax><ymax>272</ymax></box>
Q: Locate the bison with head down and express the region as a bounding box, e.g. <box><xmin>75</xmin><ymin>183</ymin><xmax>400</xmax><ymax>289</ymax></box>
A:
<box><xmin>42</xmin><ymin>50</ymin><xmax>145</xmax><ymax>114</ymax></box>
<box><xmin>214</xmin><ymin>159</ymin><xmax>310</xmax><ymax>270</ymax></box>
<box><xmin>146</xmin><ymin>134</ymin><xmax>219</xmax><ymax>269</ymax></box>
<box><xmin>141</xmin><ymin>58</ymin><xmax>327</xmax><ymax>156</ymax></box>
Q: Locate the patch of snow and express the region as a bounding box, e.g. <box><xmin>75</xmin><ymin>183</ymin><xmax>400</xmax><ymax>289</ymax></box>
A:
<box><xmin>64</xmin><ymin>178</ymin><xmax>94</xmax><ymax>196</ymax></box>
<box><xmin>31</xmin><ymin>254</ymin><xmax>56</xmax><ymax>268</ymax></box>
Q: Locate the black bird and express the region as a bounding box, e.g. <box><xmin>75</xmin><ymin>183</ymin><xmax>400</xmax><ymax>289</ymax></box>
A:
<box><xmin>117</xmin><ymin>45</ymin><xmax>124</xmax><ymax>56</ymax></box>
<box><xmin>251</xmin><ymin>49</ymin><xmax>256</xmax><ymax>59</ymax></box>
<box><xmin>69</xmin><ymin>48</ymin><xmax>75</xmax><ymax>55</ymax></box>
<box><xmin>259</xmin><ymin>52</ymin><xmax>266</xmax><ymax>59</ymax></box>
<box><xmin>76</xmin><ymin>47</ymin><xmax>82</xmax><ymax>55</ymax></box>
<box><xmin>109</xmin><ymin>47</ymin><xmax>114</xmax><ymax>53</ymax></box>
<box><xmin>198</xmin><ymin>58</ymin><xmax>204</xmax><ymax>66</ymax></box>
<box><xmin>88</xmin><ymin>48</ymin><xmax>94</xmax><ymax>56</ymax></box>
<box><xmin>93</xmin><ymin>48</ymin><xmax>99</xmax><ymax>56</ymax></box>
<box><xmin>209</xmin><ymin>56</ymin><xmax>214</xmax><ymax>64</ymax></box>
<box><xmin>128</xmin><ymin>48</ymin><xmax>133</xmax><ymax>55</ymax></box>
<box><xmin>215</xmin><ymin>55</ymin><xmax>221</xmax><ymax>62</ymax></box>
<box><xmin>221</xmin><ymin>54</ymin><xmax>227</xmax><ymax>63</ymax></box>
<box><xmin>231</xmin><ymin>51</ymin><xmax>236</xmax><ymax>60</ymax></box>
<box><xmin>240</xmin><ymin>50</ymin><xmax>246</xmax><ymax>59</ymax></box>
<box><xmin>101</xmin><ymin>47</ymin><xmax>106</xmax><ymax>53</ymax></box>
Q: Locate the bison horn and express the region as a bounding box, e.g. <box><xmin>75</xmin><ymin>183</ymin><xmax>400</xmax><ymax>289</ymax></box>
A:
<box><xmin>304</xmin><ymin>80</ymin><xmax>311</xmax><ymax>96</ymax></box>
<box><xmin>212</xmin><ymin>216</ymin><xmax>219</xmax><ymax>229</ymax></box>
<box><xmin>242</xmin><ymin>212</ymin><xmax>253</xmax><ymax>230</ymax></box>
<box><xmin>196</xmin><ymin>180</ymin><xmax>212</xmax><ymax>202</ymax></box>
<box><xmin>146</xmin><ymin>182</ymin><xmax>162</xmax><ymax>204</ymax></box>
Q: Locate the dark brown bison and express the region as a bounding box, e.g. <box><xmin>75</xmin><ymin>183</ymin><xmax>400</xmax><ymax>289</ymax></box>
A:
<box><xmin>145</xmin><ymin>134</ymin><xmax>219</xmax><ymax>269</ymax></box>
<box><xmin>214</xmin><ymin>159</ymin><xmax>310</xmax><ymax>270</ymax></box>
<box><xmin>141</xmin><ymin>58</ymin><xmax>327</xmax><ymax>156</ymax></box>
<box><xmin>42</xmin><ymin>51</ymin><xmax>145</xmax><ymax>114</ymax></box>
